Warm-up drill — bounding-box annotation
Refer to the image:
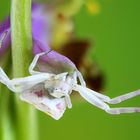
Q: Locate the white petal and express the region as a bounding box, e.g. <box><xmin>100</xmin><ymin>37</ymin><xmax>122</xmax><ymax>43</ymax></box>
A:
<box><xmin>19</xmin><ymin>83</ymin><xmax>66</xmax><ymax>120</ymax></box>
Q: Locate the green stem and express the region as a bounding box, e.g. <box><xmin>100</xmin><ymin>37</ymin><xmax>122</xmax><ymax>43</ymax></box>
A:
<box><xmin>11</xmin><ymin>0</ymin><xmax>32</xmax><ymax>76</ymax></box>
<box><xmin>11</xmin><ymin>0</ymin><xmax>38</xmax><ymax>140</ymax></box>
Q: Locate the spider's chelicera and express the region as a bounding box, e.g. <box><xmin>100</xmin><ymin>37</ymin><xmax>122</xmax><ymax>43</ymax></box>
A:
<box><xmin>0</xmin><ymin>51</ymin><xmax>140</xmax><ymax>120</ymax></box>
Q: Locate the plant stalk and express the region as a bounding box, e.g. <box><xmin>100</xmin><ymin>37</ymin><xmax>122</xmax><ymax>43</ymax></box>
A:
<box><xmin>11</xmin><ymin>0</ymin><xmax>38</xmax><ymax>140</ymax></box>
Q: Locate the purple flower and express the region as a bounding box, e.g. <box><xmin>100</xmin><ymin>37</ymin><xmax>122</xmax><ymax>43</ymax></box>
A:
<box><xmin>0</xmin><ymin>3</ymin><xmax>47</xmax><ymax>54</ymax></box>
<box><xmin>0</xmin><ymin>3</ymin><xmax>75</xmax><ymax>71</ymax></box>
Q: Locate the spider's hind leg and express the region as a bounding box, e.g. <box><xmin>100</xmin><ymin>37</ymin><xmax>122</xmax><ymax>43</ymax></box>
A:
<box><xmin>76</xmin><ymin>84</ymin><xmax>140</xmax><ymax>105</ymax></box>
<box><xmin>105</xmin><ymin>89</ymin><xmax>140</xmax><ymax>104</ymax></box>
<box><xmin>104</xmin><ymin>90</ymin><xmax>140</xmax><ymax>114</ymax></box>
<box><xmin>74</xmin><ymin>84</ymin><xmax>140</xmax><ymax>114</ymax></box>
<box><xmin>106</xmin><ymin>107</ymin><xmax>140</xmax><ymax>114</ymax></box>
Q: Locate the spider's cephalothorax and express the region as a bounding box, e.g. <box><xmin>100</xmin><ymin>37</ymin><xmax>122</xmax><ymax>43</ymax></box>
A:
<box><xmin>44</xmin><ymin>72</ymin><xmax>77</xmax><ymax>108</ymax></box>
<box><xmin>44</xmin><ymin>80</ymin><xmax>71</xmax><ymax>98</ymax></box>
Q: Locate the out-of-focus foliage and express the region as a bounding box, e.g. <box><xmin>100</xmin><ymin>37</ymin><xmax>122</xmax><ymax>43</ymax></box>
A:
<box><xmin>86</xmin><ymin>0</ymin><xmax>101</xmax><ymax>15</ymax></box>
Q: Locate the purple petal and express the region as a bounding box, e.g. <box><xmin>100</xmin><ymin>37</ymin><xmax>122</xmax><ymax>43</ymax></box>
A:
<box><xmin>32</xmin><ymin>3</ymin><xmax>50</xmax><ymax>46</ymax></box>
<box><xmin>0</xmin><ymin>3</ymin><xmax>49</xmax><ymax>56</ymax></box>
<box><xmin>0</xmin><ymin>17</ymin><xmax>11</xmax><ymax>55</ymax></box>
<box><xmin>0</xmin><ymin>17</ymin><xmax>10</xmax><ymax>33</ymax></box>
<box><xmin>33</xmin><ymin>39</ymin><xmax>76</xmax><ymax>74</ymax></box>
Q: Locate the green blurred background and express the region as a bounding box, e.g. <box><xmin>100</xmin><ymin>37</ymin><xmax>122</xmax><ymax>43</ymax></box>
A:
<box><xmin>0</xmin><ymin>0</ymin><xmax>140</xmax><ymax>140</ymax></box>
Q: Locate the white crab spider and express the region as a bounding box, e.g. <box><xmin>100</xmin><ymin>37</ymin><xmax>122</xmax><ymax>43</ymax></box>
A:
<box><xmin>0</xmin><ymin>51</ymin><xmax>140</xmax><ymax>120</ymax></box>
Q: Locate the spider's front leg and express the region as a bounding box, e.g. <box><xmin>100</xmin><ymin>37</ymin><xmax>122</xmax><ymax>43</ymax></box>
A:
<box><xmin>0</xmin><ymin>67</ymin><xmax>18</xmax><ymax>92</ymax></box>
<box><xmin>29</xmin><ymin>50</ymin><xmax>52</xmax><ymax>75</ymax></box>
<box><xmin>11</xmin><ymin>73</ymin><xmax>56</xmax><ymax>92</ymax></box>
<box><xmin>0</xmin><ymin>66</ymin><xmax>57</xmax><ymax>93</ymax></box>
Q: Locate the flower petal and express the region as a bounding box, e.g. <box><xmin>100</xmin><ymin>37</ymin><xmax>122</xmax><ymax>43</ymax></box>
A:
<box><xmin>32</xmin><ymin>3</ymin><xmax>50</xmax><ymax>46</ymax></box>
<box><xmin>0</xmin><ymin>17</ymin><xmax>10</xmax><ymax>33</ymax></box>
<box><xmin>20</xmin><ymin>83</ymin><xmax>66</xmax><ymax>120</ymax></box>
<box><xmin>0</xmin><ymin>3</ymin><xmax>49</xmax><ymax>56</ymax></box>
<box><xmin>0</xmin><ymin>17</ymin><xmax>11</xmax><ymax>55</ymax></box>
<box><xmin>33</xmin><ymin>39</ymin><xmax>76</xmax><ymax>74</ymax></box>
